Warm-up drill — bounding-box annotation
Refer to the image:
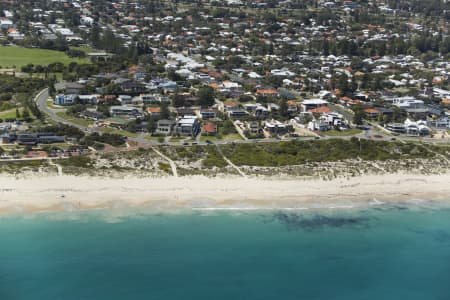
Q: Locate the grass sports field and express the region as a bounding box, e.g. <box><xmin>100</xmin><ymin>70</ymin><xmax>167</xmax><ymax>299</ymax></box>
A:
<box><xmin>0</xmin><ymin>46</ymin><xmax>89</xmax><ymax>68</ymax></box>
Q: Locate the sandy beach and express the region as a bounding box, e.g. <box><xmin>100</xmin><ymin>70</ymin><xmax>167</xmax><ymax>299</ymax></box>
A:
<box><xmin>0</xmin><ymin>172</ymin><xmax>448</xmax><ymax>214</ymax></box>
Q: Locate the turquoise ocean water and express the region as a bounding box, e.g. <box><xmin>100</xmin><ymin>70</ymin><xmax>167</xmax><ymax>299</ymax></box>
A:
<box><xmin>1</xmin><ymin>203</ymin><xmax>450</xmax><ymax>300</ymax></box>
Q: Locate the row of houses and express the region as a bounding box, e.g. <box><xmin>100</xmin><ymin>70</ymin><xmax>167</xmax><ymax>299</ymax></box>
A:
<box><xmin>1</xmin><ymin>132</ymin><xmax>65</xmax><ymax>145</ymax></box>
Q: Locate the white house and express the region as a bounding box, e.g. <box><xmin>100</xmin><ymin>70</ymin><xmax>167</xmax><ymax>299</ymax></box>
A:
<box><xmin>404</xmin><ymin>119</ymin><xmax>430</xmax><ymax>136</ymax></box>
<box><xmin>54</xmin><ymin>94</ymin><xmax>77</xmax><ymax>106</ymax></box>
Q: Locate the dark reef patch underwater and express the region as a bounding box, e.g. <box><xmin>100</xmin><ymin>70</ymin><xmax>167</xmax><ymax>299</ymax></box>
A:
<box><xmin>267</xmin><ymin>212</ymin><xmax>372</xmax><ymax>231</ymax></box>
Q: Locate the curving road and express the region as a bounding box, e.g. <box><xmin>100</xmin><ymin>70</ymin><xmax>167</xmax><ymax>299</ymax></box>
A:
<box><xmin>36</xmin><ymin>88</ymin><xmax>100</xmax><ymax>134</ymax></box>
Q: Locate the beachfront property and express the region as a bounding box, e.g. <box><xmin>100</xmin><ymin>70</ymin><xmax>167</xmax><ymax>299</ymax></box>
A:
<box><xmin>14</xmin><ymin>133</ymin><xmax>65</xmax><ymax>145</ymax></box>
<box><xmin>176</xmin><ymin>116</ymin><xmax>201</xmax><ymax>137</ymax></box>
<box><xmin>386</xmin><ymin>123</ymin><xmax>406</xmax><ymax>134</ymax></box>
<box><xmin>202</xmin><ymin>122</ymin><xmax>218</xmax><ymax>135</ymax></box>
<box><xmin>404</xmin><ymin>119</ymin><xmax>430</xmax><ymax>136</ymax></box>
<box><xmin>54</xmin><ymin>94</ymin><xmax>77</xmax><ymax>106</ymax></box>
<box><xmin>386</xmin><ymin>116</ymin><xmax>431</xmax><ymax>135</ymax></box>
<box><xmin>307</xmin><ymin>112</ymin><xmax>348</xmax><ymax>131</ymax></box>
<box><xmin>77</xmin><ymin>94</ymin><xmax>100</xmax><ymax>105</ymax></box>
<box><xmin>428</xmin><ymin>116</ymin><xmax>450</xmax><ymax>129</ymax></box>
<box><xmin>264</xmin><ymin>120</ymin><xmax>287</xmax><ymax>135</ymax></box>
<box><xmin>156</xmin><ymin>119</ymin><xmax>176</xmax><ymax>135</ymax></box>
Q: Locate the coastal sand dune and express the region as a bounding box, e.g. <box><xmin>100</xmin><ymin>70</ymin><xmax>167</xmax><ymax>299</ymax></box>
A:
<box><xmin>0</xmin><ymin>173</ymin><xmax>449</xmax><ymax>214</ymax></box>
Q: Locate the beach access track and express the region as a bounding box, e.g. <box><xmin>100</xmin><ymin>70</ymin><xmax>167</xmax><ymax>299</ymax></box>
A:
<box><xmin>215</xmin><ymin>145</ymin><xmax>248</xmax><ymax>178</ymax></box>
<box><xmin>152</xmin><ymin>148</ymin><xmax>178</xmax><ymax>177</ymax></box>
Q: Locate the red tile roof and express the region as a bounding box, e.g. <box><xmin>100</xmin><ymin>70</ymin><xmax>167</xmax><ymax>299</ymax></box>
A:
<box><xmin>202</xmin><ymin>122</ymin><xmax>218</xmax><ymax>133</ymax></box>
<box><xmin>256</xmin><ymin>89</ymin><xmax>278</xmax><ymax>95</ymax></box>
<box><xmin>309</xmin><ymin>106</ymin><xmax>332</xmax><ymax>113</ymax></box>
<box><xmin>147</xmin><ymin>107</ymin><xmax>161</xmax><ymax>113</ymax></box>
<box><xmin>364</xmin><ymin>108</ymin><xmax>380</xmax><ymax>114</ymax></box>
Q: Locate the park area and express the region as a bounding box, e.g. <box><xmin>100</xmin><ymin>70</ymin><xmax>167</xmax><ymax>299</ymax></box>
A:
<box><xmin>0</xmin><ymin>46</ymin><xmax>89</xmax><ymax>68</ymax></box>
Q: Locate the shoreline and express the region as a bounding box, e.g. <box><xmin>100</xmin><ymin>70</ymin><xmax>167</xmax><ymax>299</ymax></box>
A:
<box><xmin>0</xmin><ymin>173</ymin><xmax>449</xmax><ymax>215</ymax></box>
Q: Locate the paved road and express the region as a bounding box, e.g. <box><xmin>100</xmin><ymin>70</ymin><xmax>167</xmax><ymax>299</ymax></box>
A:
<box><xmin>36</xmin><ymin>88</ymin><xmax>95</xmax><ymax>132</ymax></box>
<box><xmin>35</xmin><ymin>88</ymin><xmax>449</xmax><ymax>146</ymax></box>
<box><xmin>36</xmin><ymin>88</ymin><xmax>102</xmax><ymax>135</ymax></box>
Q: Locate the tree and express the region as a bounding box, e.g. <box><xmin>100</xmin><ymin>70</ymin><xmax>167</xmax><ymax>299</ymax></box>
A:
<box><xmin>15</xmin><ymin>107</ymin><xmax>21</xmax><ymax>119</ymax></box>
<box><xmin>279</xmin><ymin>98</ymin><xmax>289</xmax><ymax>118</ymax></box>
<box><xmin>160</xmin><ymin>102</ymin><xmax>170</xmax><ymax>119</ymax></box>
<box><xmin>222</xmin><ymin>119</ymin><xmax>236</xmax><ymax>134</ymax></box>
<box><xmin>126</xmin><ymin>121</ymin><xmax>138</xmax><ymax>133</ymax></box>
<box><xmin>352</xmin><ymin>105</ymin><xmax>366</xmax><ymax>125</ymax></box>
<box><xmin>22</xmin><ymin>108</ymin><xmax>31</xmax><ymax>120</ymax></box>
<box><xmin>198</xmin><ymin>86</ymin><xmax>215</xmax><ymax>107</ymax></box>
<box><xmin>172</xmin><ymin>92</ymin><xmax>185</xmax><ymax>107</ymax></box>
<box><xmin>91</xmin><ymin>25</ymin><xmax>101</xmax><ymax>48</ymax></box>
<box><xmin>147</xmin><ymin>117</ymin><xmax>157</xmax><ymax>133</ymax></box>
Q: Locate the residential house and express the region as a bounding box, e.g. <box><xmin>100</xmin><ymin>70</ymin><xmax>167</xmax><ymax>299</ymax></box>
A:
<box><xmin>140</xmin><ymin>94</ymin><xmax>160</xmax><ymax>105</ymax></box>
<box><xmin>202</xmin><ymin>122</ymin><xmax>218</xmax><ymax>135</ymax></box>
<box><xmin>386</xmin><ymin>123</ymin><xmax>406</xmax><ymax>133</ymax></box>
<box><xmin>156</xmin><ymin>119</ymin><xmax>176</xmax><ymax>135</ymax></box>
<box><xmin>0</xmin><ymin>17</ymin><xmax>13</xmax><ymax>29</ymax></box>
<box><xmin>177</xmin><ymin>107</ymin><xmax>195</xmax><ymax>117</ymax></box>
<box><xmin>428</xmin><ymin>116</ymin><xmax>449</xmax><ymax>129</ymax></box>
<box><xmin>147</xmin><ymin>107</ymin><xmax>161</xmax><ymax>117</ymax></box>
<box><xmin>0</xmin><ymin>123</ymin><xmax>11</xmax><ymax>133</ymax></box>
<box><xmin>109</xmin><ymin>106</ymin><xmax>142</xmax><ymax>118</ymax></box>
<box><xmin>391</xmin><ymin>97</ymin><xmax>429</xmax><ymax>118</ymax></box>
<box><xmin>17</xmin><ymin>133</ymin><xmax>65</xmax><ymax>145</ymax></box>
<box><xmin>54</xmin><ymin>94</ymin><xmax>77</xmax><ymax>106</ymax></box>
<box><xmin>120</xmin><ymin>81</ymin><xmax>147</xmax><ymax>94</ymax></box>
<box><xmin>118</xmin><ymin>95</ymin><xmax>133</xmax><ymax>105</ymax></box>
<box><xmin>256</xmin><ymin>89</ymin><xmax>279</xmax><ymax>97</ymax></box>
<box><xmin>264</xmin><ymin>120</ymin><xmax>287</xmax><ymax>135</ymax></box>
<box><xmin>301</xmin><ymin>99</ymin><xmax>329</xmax><ymax>112</ymax></box>
<box><xmin>307</xmin><ymin>119</ymin><xmax>330</xmax><ymax>131</ymax></box>
<box><xmin>176</xmin><ymin>116</ymin><xmax>201</xmax><ymax>137</ymax></box>
<box><xmin>404</xmin><ymin>119</ymin><xmax>430</xmax><ymax>136</ymax></box>
<box><xmin>308</xmin><ymin>106</ymin><xmax>333</xmax><ymax>114</ymax></box>
<box><xmin>64</xmin><ymin>82</ymin><xmax>85</xmax><ymax>94</ymax></box>
<box><xmin>200</xmin><ymin>109</ymin><xmax>217</xmax><ymax>120</ymax></box>
<box><xmin>78</xmin><ymin>94</ymin><xmax>99</xmax><ymax>104</ymax></box>
<box><xmin>364</xmin><ymin>108</ymin><xmax>381</xmax><ymax>119</ymax></box>
<box><xmin>245</xmin><ymin>121</ymin><xmax>262</xmax><ymax>135</ymax></box>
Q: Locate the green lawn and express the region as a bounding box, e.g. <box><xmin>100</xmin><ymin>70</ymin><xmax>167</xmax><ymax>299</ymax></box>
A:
<box><xmin>100</xmin><ymin>127</ymin><xmax>138</xmax><ymax>138</ymax></box>
<box><xmin>0</xmin><ymin>108</ymin><xmax>19</xmax><ymax>119</ymax></box>
<box><xmin>56</xmin><ymin>111</ymin><xmax>93</xmax><ymax>127</ymax></box>
<box><xmin>46</xmin><ymin>99</ymin><xmax>63</xmax><ymax>109</ymax></box>
<box><xmin>0</xmin><ymin>107</ymin><xmax>35</xmax><ymax>120</ymax></box>
<box><xmin>144</xmin><ymin>135</ymin><xmax>165</xmax><ymax>142</ymax></box>
<box><xmin>169</xmin><ymin>136</ymin><xmax>187</xmax><ymax>142</ymax></box>
<box><xmin>0</xmin><ymin>46</ymin><xmax>90</xmax><ymax>68</ymax></box>
<box><xmin>322</xmin><ymin>128</ymin><xmax>362</xmax><ymax>136</ymax></box>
